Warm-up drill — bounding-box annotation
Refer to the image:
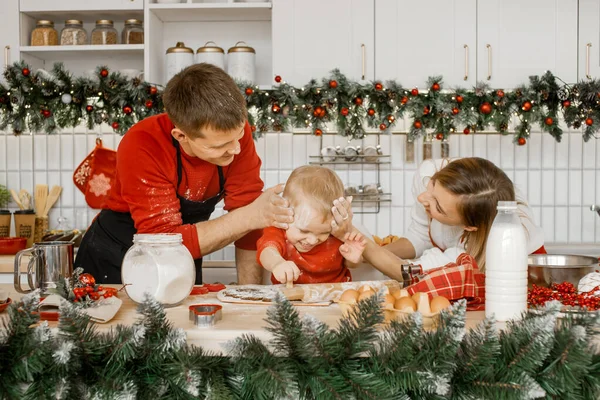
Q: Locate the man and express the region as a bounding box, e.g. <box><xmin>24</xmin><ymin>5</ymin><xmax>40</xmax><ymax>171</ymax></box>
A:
<box><xmin>75</xmin><ymin>63</ymin><xmax>293</xmax><ymax>285</ymax></box>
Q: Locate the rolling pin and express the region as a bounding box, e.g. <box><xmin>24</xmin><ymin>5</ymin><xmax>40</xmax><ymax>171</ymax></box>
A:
<box><xmin>279</xmin><ymin>280</ymin><xmax>401</xmax><ymax>302</ymax></box>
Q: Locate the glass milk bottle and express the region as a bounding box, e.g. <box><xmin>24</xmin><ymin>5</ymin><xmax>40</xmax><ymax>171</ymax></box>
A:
<box><xmin>485</xmin><ymin>201</ymin><xmax>528</xmax><ymax>321</ymax></box>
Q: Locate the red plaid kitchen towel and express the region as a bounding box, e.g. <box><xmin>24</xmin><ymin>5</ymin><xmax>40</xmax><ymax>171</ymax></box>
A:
<box><xmin>405</xmin><ymin>253</ymin><xmax>486</xmax><ymax>311</ymax></box>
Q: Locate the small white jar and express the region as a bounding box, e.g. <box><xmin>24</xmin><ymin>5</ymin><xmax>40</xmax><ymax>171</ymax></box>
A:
<box><xmin>196</xmin><ymin>41</ymin><xmax>225</xmax><ymax>70</ymax></box>
<box><xmin>165</xmin><ymin>42</ymin><xmax>194</xmax><ymax>83</ymax></box>
<box><xmin>227</xmin><ymin>41</ymin><xmax>255</xmax><ymax>83</ymax></box>
<box><xmin>121</xmin><ymin>233</ymin><xmax>195</xmax><ymax>306</ymax></box>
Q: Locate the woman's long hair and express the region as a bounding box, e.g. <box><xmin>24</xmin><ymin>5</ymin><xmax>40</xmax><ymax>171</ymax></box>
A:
<box><xmin>431</xmin><ymin>157</ymin><xmax>516</xmax><ymax>271</ymax></box>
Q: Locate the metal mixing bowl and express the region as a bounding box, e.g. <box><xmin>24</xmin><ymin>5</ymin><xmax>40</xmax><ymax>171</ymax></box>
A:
<box><xmin>528</xmin><ymin>254</ymin><xmax>599</xmax><ymax>288</ymax></box>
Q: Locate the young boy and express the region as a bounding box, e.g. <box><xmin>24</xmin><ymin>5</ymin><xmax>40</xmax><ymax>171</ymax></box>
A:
<box><xmin>257</xmin><ymin>165</ymin><xmax>366</xmax><ymax>285</ymax></box>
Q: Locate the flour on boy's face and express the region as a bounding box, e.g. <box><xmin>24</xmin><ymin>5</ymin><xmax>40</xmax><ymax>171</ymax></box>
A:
<box><xmin>285</xmin><ymin>204</ymin><xmax>332</xmax><ymax>253</ymax></box>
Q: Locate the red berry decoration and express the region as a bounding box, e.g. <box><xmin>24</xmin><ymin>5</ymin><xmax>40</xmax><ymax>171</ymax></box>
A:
<box><xmin>112</xmin><ymin>122</ymin><xmax>119</xmax><ymax>130</ymax></box>
<box><xmin>423</xmin><ymin>106</ymin><xmax>430</xmax><ymax>115</ymax></box>
<box><xmin>521</xmin><ymin>101</ymin><xmax>532</xmax><ymax>112</ymax></box>
<box><xmin>436</xmin><ymin>133</ymin><xmax>444</xmax><ymax>140</ymax></box>
<box><xmin>413</xmin><ymin>121</ymin><xmax>422</xmax><ymax>129</ymax></box>
<box><xmin>452</xmin><ymin>107</ymin><xmax>459</xmax><ymax>115</ymax></box>
<box><xmin>562</xmin><ymin>100</ymin><xmax>570</xmax><ymax>108</ymax></box>
<box><xmin>245</xmin><ymin>87</ymin><xmax>253</xmax><ymax>96</ymax></box>
<box><xmin>149</xmin><ymin>86</ymin><xmax>158</xmax><ymax>95</ymax></box>
<box><xmin>518</xmin><ymin>137</ymin><xmax>526</xmax><ymax>146</ymax></box>
<box><xmin>379</xmin><ymin>123</ymin><xmax>387</xmax><ymax>131</ymax></box>
<box><xmin>123</xmin><ymin>105</ymin><xmax>133</xmax><ymax>115</ymax></box>
<box><xmin>479</xmin><ymin>102</ymin><xmax>492</xmax><ymax>115</ymax></box>
<box><xmin>367</xmin><ymin>108</ymin><xmax>375</xmax><ymax>116</ymax></box>
<box><xmin>251</xmin><ymin>125</ymin><xmax>257</xmax><ymax>132</ymax></box>
<box><xmin>86</xmin><ymin>105</ymin><xmax>93</xmax><ymax>113</ymax></box>
<box><xmin>42</xmin><ymin>109</ymin><xmax>51</xmax><ymax>118</ymax></box>
<box><xmin>411</xmin><ymin>88</ymin><xmax>419</xmax><ymax>96</ymax></box>
<box><xmin>463</xmin><ymin>127</ymin><xmax>470</xmax><ymax>135</ymax></box>
<box><xmin>431</xmin><ymin>82</ymin><xmax>440</xmax><ymax>91</ymax></box>
<box><xmin>585</xmin><ymin>117</ymin><xmax>594</xmax><ymax>126</ymax></box>
<box><xmin>274</xmin><ymin>75</ymin><xmax>282</xmax><ymax>83</ymax></box>
<box><xmin>400</xmin><ymin>96</ymin><xmax>408</xmax><ymax>105</ymax></box>
<box><xmin>341</xmin><ymin>107</ymin><xmax>349</xmax><ymax>116</ymax></box>
<box><xmin>271</xmin><ymin>104</ymin><xmax>281</xmax><ymax>113</ymax></box>
<box><xmin>0</xmin><ymin>96</ymin><xmax>5</xmax><ymax>104</ymax></box>
<box><xmin>354</xmin><ymin>97</ymin><xmax>363</xmax><ymax>106</ymax></box>
<box><xmin>100</xmin><ymin>69</ymin><xmax>109</xmax><ymax>78</ymax></box>
<box><xmin>375</xmin><ymin>82</ymin><xmax>383</xmax><ymax>91</ymax></box>
<box><xmin>145</xmin><ymin>100</ymin><xmax>153</xmax><ymax>109</ymax></box>
<box><xmin>456</xmin><ymin>95</ymin><xmax>464</xmax><ymax>103</ymax></box>
<box><xmin>544</xmin><ymin>117</ymin><xmax>554</xmax><ymax>126</ymax></box>
<box><xmin>314</xmin><ymin>128</ymin><xmax>323</xmax><ymax>136</ymax></box>
<box><xmin>22</xmin><ymin>68</ymin><xmax>30</xmax><ymax>77</ymax></box>
<box><xmin>329</xmin><ymin>80</ymin><xmax>338</xmax><ymax>89</ymax></box>
<box><xmin>496</xmin><ymin>90</ymin><xmax>505</xmax><ymax>98</ymax></box>
<box><xmin>79</xmin><ymin>273</ymin><xmax>96</xmax><ymax>287</ymax></box>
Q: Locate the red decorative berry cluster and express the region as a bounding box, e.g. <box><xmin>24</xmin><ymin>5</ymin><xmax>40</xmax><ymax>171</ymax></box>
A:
<box><xmin>528</xmin><ymin>281</ymin><xmax>600</xmax><ymax>311</ymax></box>
<box><xmin>72</xmin><ymin>273</ymin><xmax>118</xmax><ymax>302</ymax></box>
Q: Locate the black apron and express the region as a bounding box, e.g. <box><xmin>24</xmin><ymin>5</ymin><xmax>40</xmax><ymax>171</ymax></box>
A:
<box><xmin>74</xmin><ymin>138</ymin><xmax>225</xmax><ymax>284</ymax></box>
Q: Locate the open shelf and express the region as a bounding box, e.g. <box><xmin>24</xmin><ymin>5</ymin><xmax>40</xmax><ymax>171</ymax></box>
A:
<box><xmin>21</xmin><ymin>45</ymin><xmax>144</xmax><ymax>60</ymax></box>
<box><xmin>148</xmin><ymin>2</ymin><xmax>272</xmax><ymax>22</ymax></box>
<box><xmin>19</xmin><ymin>0</ymin><xmax>143</xmax><ymax>13</ymax></box>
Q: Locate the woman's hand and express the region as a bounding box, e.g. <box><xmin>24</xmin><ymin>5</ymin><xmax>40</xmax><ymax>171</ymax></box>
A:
<box><xmin>339</xmin><ymin>230</ymin><xmax>366</xmax><ymax>264</ymax></box>
<box><xmin>330</xmin><ymin>196</ymin><xmax>353</xmax><ymax>241</ymax></box>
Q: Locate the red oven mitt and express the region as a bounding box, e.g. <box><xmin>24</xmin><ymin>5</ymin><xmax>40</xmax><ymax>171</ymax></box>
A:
<box><xmin>73</xmin><ymin>139</ymin><xmax>117</xmax><ymax>209</ymax></box>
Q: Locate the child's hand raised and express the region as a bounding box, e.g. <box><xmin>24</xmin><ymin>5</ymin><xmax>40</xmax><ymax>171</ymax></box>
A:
<box><xmin>272</xmin><ymin>260</ymin><xmax>301</xmax><ymax>284</ymax></box>
<box><xmin>339</xmin><ymin>230</ymin><xmax>366</xmax><ymax>264</ymax></box>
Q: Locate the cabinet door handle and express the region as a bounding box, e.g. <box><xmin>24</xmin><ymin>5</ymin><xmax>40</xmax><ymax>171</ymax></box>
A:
<box><xmin>586</xmin><ymin>43</ymin><xmax>592</xmax><ymax>79</ymax></box>
<box><xmin>4</xmin><ymin>45</ymin><xmax>9</xmax><ymax>69</ymax></box>
<box><xmin>486</xmin><ymin>44</ymin><xmax>492</xmax><ymax>80</ymax></box>
<box><xmin>361</xmin><ymin>43</ymin><xmax>365</xmax><ymax>80</ymax></box>
<box><xmin>463</xmin><ymin>44</ymin><xmax>469</xmax><ymax>80</ymax></box>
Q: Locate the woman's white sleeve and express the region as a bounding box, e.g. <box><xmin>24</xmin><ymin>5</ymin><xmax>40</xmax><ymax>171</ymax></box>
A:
<box><xmin>515</xmin><ymin>187</ymin><xmax>545</xmax><ymax>253</ymax></box>
<box><xmin>414</xmin><ymin>247</ymin><xmax>463</xmax><ymax>271</ymax></box>
<box><xmin>403</xmin><ymin>160</ymin><xmax>435</xmax><ymax>258</ymax></box>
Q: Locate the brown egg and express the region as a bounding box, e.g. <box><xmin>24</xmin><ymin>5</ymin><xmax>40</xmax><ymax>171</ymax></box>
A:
<box><xmin>358</xmin><ymin>284</ymin><xmax>373</xmax><ymax>293</ymax></box>
<box><xmin>393</xmin><ymin>289</ymin><xmax>410</xmax><ymax>300</ymax></box>
<box><xmin>430</xmin><ymin>296</ymin><xmax>451</xmax><ymax>313</ymax></box>
<box><xmin>388</xmin><ymin>287</ymin><xmax>401</xmax><ymax>298</ymax></box>
<box><xmin>382</xmin><ymin>294</ymin><xmax>396</xmax><ymax>309</ymax></box>
<box><xmin>394</xmin><ymin>296</ymin><xmax>416</xmax><ymax>312</ymax></box>
<box><xmin>339</xmin><ymin>289</ymin><xmax>359</xmax><ymax>303</ymax></box>
<box><xmin>358</xmin><ymin>290</ymin><xmax>375</xmax><ymax>301</ymax></box>
<box><xmin>412</xmin><ymin>292</ymin><xmax>431</xmax><ymax>314</ymax></box>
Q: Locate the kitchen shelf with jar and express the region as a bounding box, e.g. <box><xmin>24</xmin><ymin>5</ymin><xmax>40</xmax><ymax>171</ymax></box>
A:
<box><xmin>148</xmin><ymin>2</ymin><xmax>272</xmax><ymax>22</ymax></box>
<box><xmin>19</xmin><ymin>0</ymin><xmax>143</xmax><ymax>13</ymax></box>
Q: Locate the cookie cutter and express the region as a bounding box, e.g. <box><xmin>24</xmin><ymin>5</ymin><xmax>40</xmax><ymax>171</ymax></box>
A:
<box><xmin>189</xmin><ymin>304</ymin><xmax>222</xmax><ymax>327</ymax></box>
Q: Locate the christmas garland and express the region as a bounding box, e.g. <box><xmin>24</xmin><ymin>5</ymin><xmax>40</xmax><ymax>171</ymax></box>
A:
<box><xmin>2</xmin><ymin>61</ymin><xmax>600</xmax><ymax>144</ymax></box>
<box><xmin>1</xmin><ymin>292</ymin><xmax>599</xmax><ymax>399</ymax></box>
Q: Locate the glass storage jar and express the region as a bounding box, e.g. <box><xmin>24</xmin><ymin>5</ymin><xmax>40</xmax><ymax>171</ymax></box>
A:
<box><xmin>31</xmin><ymin>20</ymin><xmax>58</xmax><ymax>46</ymax></box>
<box><xmin>60</xmin><ymin>20</ymin><xmax>87</xmax><ymax>45</ymax></box>
<box><xmin>121</xmin><ymin>233</ymin><xmax>195</xmax><ymax>306</ymax></box>
<box><xmin>91</xmin><ymin>20</ymin><xmax>118</xmax><ymax>45</ymax></box>
<box><xmin>122</xmin><ymin>19</ymin><xmax>144</xmax><ymax>44</ymax></box>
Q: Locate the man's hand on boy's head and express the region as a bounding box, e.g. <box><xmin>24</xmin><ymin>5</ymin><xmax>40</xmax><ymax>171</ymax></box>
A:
<box><xmin>249</xmin><ymin>183</ymin><xmax>294</xmax><ymax>230</ymax></box>
<box><xmin>272</xmin><ymin>260</ymin><xmax>301</xmax><ymax>284</ymax></box>
<box><xmin>339</xmin><ymin>230</ymin><xmax>366</xmax><ymax>264</ymax></box>
<box><xmin>331</xmin><ymin>196</ymin><xmax>353</xmax><ymax>240</ymax></box>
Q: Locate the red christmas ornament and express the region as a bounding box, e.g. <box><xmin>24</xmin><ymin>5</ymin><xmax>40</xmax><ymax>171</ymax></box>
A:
<box><xmin>274</xmin><ymin>75</ymin><xmax>282</xmax><ymax>83</ymax></box>
<box><xmin>413</xmin><ymin>121</ymin><xmax>422</xmax><ymax>129</ymax></box>
<box><xmin>452</xmin><ymin>107</ymin><xmax>460</xmax><ymax>115</ymax></box>
<box><xmin>42</xmin><ymin>109</ymin><xmax>51</xmax><ymax>118</ymax></box>
<box><xmin>521</xmin><ymin>101</ymin><xmax>532</xmax><ymax>112</ymax></box>
<box><xmin>436</xmin><ymin>133</ymin><xmax>444</xmax><ymax>140</ymax></box>
<box><xmin>517</xmin><ymin>137</ymin><xmax>526</xmax><ymax>146</ymax></box>
<box><xmin>375</xmin><ymin>82</ymin><xmax>383</xmax><ymax>91</ymax></box>
<box><xmin>245</xmin><ymin>87</ymin><xmax>253</xmax><ymax>96</ymax></box>
<box><xmin>423</xmin><ymin>106</ymin><xmax>430</xmax><ymax>115</ymax></box>
<box><xmin>354</xmin><ymin>97</ymin><xmax>363</xmax><ymax>106</ymax></box>
<box><xmin>79</xmin><ymin>273</ymin><xmax>96</xmax><ymax>287</ymax></box>
<box><xmin>456</xmin><ymin>95</ymin><xmax>464</xmax><ymax>103</ymax></box>
<box><xmin>479</xmin><ymin>102</ymin><xmax>492</xmax><ymax>115</ymax></box>
<box><xmin>341</xmin><ymin>107</ymin><xmax>349</xmax><ymax>116</ymax></box>
<box><xmin>367</xmin><ymin>108</ymin><xmax>375</xmax><ymax>116</ymax></box>
<box><xmin>123</xmin><ymin>105</ymin><xmax>133</xmax><ymax>115</ymax></box>
<box><xmin>379</xmin><ymin>123</ymin><xmax>387</xmax><ymax>131</ymax></box>
<box><xmin>0</xmin><ymin>96</ymin><xmax>5</xmax><ymax>104</ymax></box>
<box><xmin>314</xmin><ymin>128</ymin><xmax>323</xmax><ymax>136</ymax></box>
<box><xmin>496</xmin><ymin>89</ymin><xmax>505</xmax><ymax>98</ymax></box>
<box><xmin>100</xmin><ymin>69</ymin><xmax>109</xmax><ymax>78</ymax></box>
<box><xmin>86</xmin><ymin>105</ymin><xmax>93</xmax><ymax>112</ymax></box>
<box><xmin>400</xmin><ymin>96</ymin><xmax>408</xmax><ymax>105</ymax></box>
<box><xmin>585</xmin><ymin>117</ymin><xmax>594</xmax><ymax>126</ymax></box>
<box><xmin>431</xmin><ymin>82</ymin><xmax>440</xmax><ymax>91</ymax></box>
<box><xmin>544</xmin><ymin>117</ymin><xmax>554</xmax><ymax>126</ymax></box>
<box><xmin>562</xmin><ymin>100</ymin><xmax>570</xmax><ymax>108</ymax></box>
<box><xmin>271</xmin><ymin>104</ymin><xmax>281</xmax><ymax>113</ymax></box>
<box><xmin>463</xmin><ymin>127</ymin><xmax>470</xmax><ymax>135</ymax></box>
<box><xmin>411</xmin><ymin>88</ymin><xmax>419</xmax><ymax>96</ymax></box>
<box><xmin>22</xmin><ymin>68</ymin><xmax>30</xmax><ymax>77</ymax></box>
<box><xmin>149</xmin><ymin>86</ymin><xmax>158</xmax><ymax>95</ymax></box>
<box><xmin>313</xmin><ymin>106</ymin><xmax>323</xmax><ymax>117</ymax></box>
<box><xmin>251</xmin><ymin>125</ymin><xmax>257</xmax><ymax>132</ymax></box>
<box><xmin>329</xmin><ymin>80</ymin><xmax>338</xmax><ymax>89</ymax></box>
<box><xmin>112</xmin><ymin>122</ymin><xmax>119</xmax><ymax>130</ymax></box>
<box><xmin>145</xmin><ymin>100</ymin><xmax>153</xmax><ymax>109</ymax></box>
<box><xmin>387</xmin><ymin>115</ymin><xmax>395</xmax><ymax>123</ymax></box>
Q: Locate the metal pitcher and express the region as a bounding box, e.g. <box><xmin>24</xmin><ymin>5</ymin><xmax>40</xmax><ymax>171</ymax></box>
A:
<box><xmin>14</xmin><ymin>241</ymin><xmax>74</xmax><ymax>294</ymax></box>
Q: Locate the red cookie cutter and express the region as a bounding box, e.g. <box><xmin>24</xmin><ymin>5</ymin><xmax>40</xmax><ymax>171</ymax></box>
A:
<box><xmin>189</xmin><ymin>304</ymin><xmax>222</xmax><ymax>327</ymax></box>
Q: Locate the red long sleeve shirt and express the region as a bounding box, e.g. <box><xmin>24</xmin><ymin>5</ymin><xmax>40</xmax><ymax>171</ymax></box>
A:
<box><xmin>104</xmin><ymin>113</ymin><xmax>264</xmax><ymax>259</ymax></box>
<box><xmin>257</xmin><ymin>227</ymin><xmax>352</xmax><ymax>284</ymax></box>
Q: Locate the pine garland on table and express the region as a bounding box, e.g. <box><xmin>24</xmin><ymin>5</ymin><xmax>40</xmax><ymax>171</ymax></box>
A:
<box><xmin>1</xmin><ymin>61</ymin><xmax>600</xmax><ymax>144</ymax></box>
<box><xmin>0</xmin><ymin>291</ymin><xmax>599</xmax><ymax>399</ymax></box>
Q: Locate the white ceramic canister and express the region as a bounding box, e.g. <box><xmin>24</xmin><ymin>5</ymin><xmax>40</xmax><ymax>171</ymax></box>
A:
<box><xmin>165</xmin><ymin>42</ymin><xmax>194</xmax><ymax>83</ymax></box>
<box><xmin>196</xmin><ymin>41</ymin><xmax>225</xmax><ymax>70</ymax></box>
<box><xmin>227</xmin><ymin>41</ymin><xmax>255</xmax><ymax>83</ymax></box>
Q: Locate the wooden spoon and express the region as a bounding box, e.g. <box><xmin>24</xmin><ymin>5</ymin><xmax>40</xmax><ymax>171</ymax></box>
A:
<box><xmin>35</xmin><ymin>184</ymin><xmax>48</xmax><ymax>217</ymax></box>
<box><xmin>9</xmin><ymin>189</ymin><xmax>24</xmax><ymax>210</ymax></box>
<box><xmin>42</xmin><ymin>186</ymin><xmax>62</xmax><ymax>217</ymax></box>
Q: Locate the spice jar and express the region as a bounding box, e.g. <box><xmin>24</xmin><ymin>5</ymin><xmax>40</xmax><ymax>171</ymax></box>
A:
<box><xmin>320</xmin><ymin>146</ymin><xmax>338</xmax><ymax>162</ymax></box>
<box><xmin>196</xmin><ymin>41</ymin><xmax>225</xmax><ymax>70</ymax></box>
<box><xmin>122</xmin><ymin>19</ymin><xmax>144</xmax><ymax>44</ymax></box>
<box><xmin>227</xmin><ymin>41</ymin><xmax>255</xmax><ymax>83</ymax></box>
<box><xmin>363</xmin><ymin>184</ymin><xmax>383</xmax><ymax>201</ymax></box>
<box><xmin>166</xmin><ymin>42</ymin><xmax>194</xmax><ymax>83</ymax></box>
<box><xmin>60</xmin><ymin>20</ymin><xmax>87</xmax><ymax>45</ymax></box>
<box><xmin>344</xmin><ymin>145</ymin><xmax>359</xmax><ymax>162</ymax></box>
<box><xmin>91</xmin><ymin>20</ymin><xmax>118</xmax><ymax>45</ymax></box>
<box><xmin>362</xmin><ymin>145</ymin><xmax>382</xmax><ymax>162</ymax></box>
<box><xmin>31</xmin><ymin>20</ymin><xmax>58</xmax><ymax>46</ymax></box>
<box><xmin>122</xmin><ymin>233</ymin><xmax>195</xmax><ymax>306</ymax></box>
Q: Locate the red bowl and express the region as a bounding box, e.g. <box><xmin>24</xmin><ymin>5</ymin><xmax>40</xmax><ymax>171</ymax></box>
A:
<box><xmin>0</xmin><ymin>298</ymin><xmax>12</xmax><ymax>313</ymax></box>
<box><xmin>0</xmin><ymin>237</ymin><xmax>27</xmax><ymax>255</ymax></box>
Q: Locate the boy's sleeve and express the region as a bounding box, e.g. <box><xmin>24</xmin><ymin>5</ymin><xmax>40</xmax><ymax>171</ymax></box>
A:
<box><xmin>256</xmin><ymin>227</ymin><xmax>287</xmax><ymax>266</ymax></box>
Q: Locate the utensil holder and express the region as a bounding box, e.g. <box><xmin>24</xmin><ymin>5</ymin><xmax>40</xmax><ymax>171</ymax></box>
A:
<box><xmin>34</xmin><ymin>216</ymin><xmax>48</xmax><ymax>244</ymax></box>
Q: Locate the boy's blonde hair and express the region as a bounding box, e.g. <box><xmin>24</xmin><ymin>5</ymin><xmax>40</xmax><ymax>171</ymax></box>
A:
<box><xmin>283</xmin><ymin>166</ymin><xmax>345</xmax><ymax>220</ymax></box>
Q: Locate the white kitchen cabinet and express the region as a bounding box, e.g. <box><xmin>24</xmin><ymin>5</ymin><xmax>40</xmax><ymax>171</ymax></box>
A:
<box><xmin>272</xmin><ymin>0</ymin><xmax>374</xmax><ymax>86</ymax></box>
<box><xmin>375</xmin><ymin>0</ymin><xmax>476</xmax><ymax>88</ymax></box>
<box><xmin>0</xmin><ymin>0</ymin><xmax>20</xmax><ymax>85</ymax></box>
<box><xmin>477</xmin><ymin>0</ymin><xmax>578</xmax><ymax>88</ymax></box>
<box><xmin>579</xmin><ymin>0</ymin><xmax>600</xmax><ymax>79</ymax></box>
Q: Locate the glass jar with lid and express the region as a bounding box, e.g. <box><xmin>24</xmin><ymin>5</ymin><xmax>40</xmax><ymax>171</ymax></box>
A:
<box><xmin>60</xmin><ymin>20</ymin><xmax>87</xmax><ymax>45</ymax></box>
<box><xmin>195</xmin><ymin>41</ymin><xmax>224</xmax><ymax>70</ymax></box>
<box><xmin>122</xmin><ymin>233</ymin><xmax>195</xmax><ymax>306</ymax></box>
<box><xmin>91</xmin><ymin>20</ymin><xmax>118</xmax><ymax>45</ymax></box>
<box><xmin>122</xmin><ymin>19</ymin><xmax>144</xmax><ymax>44</ymax></box>
<box><xmin>31</xmin><ymin>20</ymin><xmax>58</xmax><ymax>46</ymax></box>
<box><xmin>227</xmin><ymin>41</ymin><xmax>256</xmax><ymax>83</ymax></box>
